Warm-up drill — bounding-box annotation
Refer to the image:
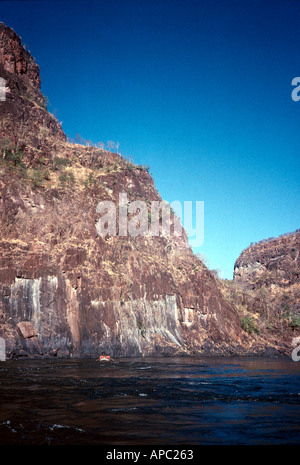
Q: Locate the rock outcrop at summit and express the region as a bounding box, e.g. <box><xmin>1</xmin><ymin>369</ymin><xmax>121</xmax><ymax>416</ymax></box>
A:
<box><xmin>0</xmin><ymin>22</ymin><xmax>65</xmax><ymax>155</ymax></box>
<box><xmin>1</xmin><ymin>22</ymin><xmax>284</xmax><ymax>358</ymax></box>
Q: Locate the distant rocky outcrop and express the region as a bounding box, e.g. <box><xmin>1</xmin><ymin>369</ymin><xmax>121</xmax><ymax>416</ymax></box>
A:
<box><xmin>234</xmin><ymin>231</ymin><xmax>300</xmax><ymax>290</ymax></box>
<box><xmin>219</xmin><ymin>231</ymin><xmax>300</xmax><ymax>355</ymax></box>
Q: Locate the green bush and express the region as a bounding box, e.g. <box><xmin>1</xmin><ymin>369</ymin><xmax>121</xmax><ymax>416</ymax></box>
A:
<box><xmin>241</xmin><ymin>315</ymin><xmax>259</xmax><ymax>334</ymax></box>
<box><xmin>31</xmin><ymin>167</ymin><xmax>44</xmax><ymax>188</ymax></box>
<box><xmin>137</xmin><ymin>164</ymin><xmax>150</xmax><ymax>172</ymax></box>
<box><xmin>5</xmin><ymin>150</ymin><xmax>24</xmax><ymax>166</ymax></box>
<box><xmin>84</xmin><ymin>172</ymin><xmax>97</xmax><ymax>188</ymax></box>
<box><xmin>59</xmin><ymin>170</ymin><xmax>75</xmax><ymax>187</ymax></box>
<box><xmin>289</xmin><ymin>314</ymin><xmax>300</xmax><ymax>331</ymax></box>
<box><xmin>53</xmin><ymin>157</ymin><xmax>70</xmax><ymax>170</ymax></box>
<box><xmin>125</xmin><ymin>163</ymin><xmax>135</xmax><ymax>172</ymax></box>
<box><xmin>42</xmin><ymin>169</ymin><xmax>51</xmax><ymax>180</ymax></box>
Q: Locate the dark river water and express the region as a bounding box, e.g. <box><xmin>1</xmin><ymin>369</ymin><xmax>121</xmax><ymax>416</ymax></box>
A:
<box><xmin>0</xmin><ymin>357</ymin><xmax>299</xmax><ymax>445</ymax></box>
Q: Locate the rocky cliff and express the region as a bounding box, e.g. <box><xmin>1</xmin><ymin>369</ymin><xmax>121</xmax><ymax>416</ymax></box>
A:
<box><xmin>0</xmin><ymin>23</ymin><xmax>65</xmax><ymax>152</ymax></box>
<box><xmin>234</xmin><ymin>231</ymin><xmax>300</xmax><ymax>291</ymax></box>
<box><xmin>219</xmin><ymin>232</ymin><xmax>300</xmax><ymax>354</ymax></box>
<box><xmin>0</xmin><ymin>23</ymin><xmax>291</xmax><ymax>359</ymax></box>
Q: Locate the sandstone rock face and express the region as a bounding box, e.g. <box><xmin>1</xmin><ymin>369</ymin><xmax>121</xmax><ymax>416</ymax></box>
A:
<box><xmin>0</xmin><ymin>23</ymin><xmax>248</xmax><ymax>358</ymax></box>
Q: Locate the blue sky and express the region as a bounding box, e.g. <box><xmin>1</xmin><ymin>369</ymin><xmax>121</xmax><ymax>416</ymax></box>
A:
<box><xmin>1</xmin><ymin>0</ymin><xmax>299</xmax><ymax>278</ymax></box>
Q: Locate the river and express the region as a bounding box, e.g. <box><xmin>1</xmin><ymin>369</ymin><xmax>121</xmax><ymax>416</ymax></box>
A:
<box><xmin>0</xmin><ymin>357</ymin><xmax>299</xmax><ymax>445</ymax></box>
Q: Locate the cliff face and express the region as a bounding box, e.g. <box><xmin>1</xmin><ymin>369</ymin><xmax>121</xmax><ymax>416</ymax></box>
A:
<box><xmin>234</xmin><ymin>232</ymin><xmax>300</xmax><ymax>291</ymax></box>
<box><xmin>220</xmin><ymin>232</ymin><xmax>300</xmax><ymax>354</ymax></box>
<box><xmin>0</xmin><ymin>22</ymin><xmax>65</xmax><ymax>156</ymax></box>
<box><xmin>0</xmin><ymin>23</ymin><xmax>258</xmax><ymax>358</ymax></box>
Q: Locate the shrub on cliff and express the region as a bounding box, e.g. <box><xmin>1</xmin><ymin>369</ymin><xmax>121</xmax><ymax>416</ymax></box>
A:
<box><xmin>53</xmin><ymin>157</ymin><xmax>70</xmax><ymax>170</ymax></box>
<box><xmin>0</xmin><ymin>138</ymin><xmax>25</xmax><ymax>167</ymax></box>
<box><xmin>59</xmin><ymin>170</ymin><xmax>75</xmax><ymax>187</ymax></box>
<box><xmin>241</xmin><ymin>315</ymin><xmax>259</xmax><ymax>334</ymax></box>
<box><xmin>30</xmin><ymin>167</ymin><xmax>44</xmax><ymax>188</ymax></box>
<box><xmin>6</xmin><ymin>150</ymin><xmax>25</xmax><ymax>167</ymax></box>
<box><xmin>289</xmin><ymin>314</ymin><xmax>300</xmax><ymax>331</ymax></box>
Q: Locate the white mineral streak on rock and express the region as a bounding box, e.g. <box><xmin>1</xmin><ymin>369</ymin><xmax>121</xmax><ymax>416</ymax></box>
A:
<box><xmin>0</xmin><ymin>337</ymin><xmax>5</xmax><ymax>361</ymax></box>
<box><xmin>65</xmin><ymin>279</ymin><xmax>81</xmax><ymax>348</ymax></box>
<box><xmin>110</xmin><ymin>294</ymin><xmax>183</xmax><ymax>355</ymax></box>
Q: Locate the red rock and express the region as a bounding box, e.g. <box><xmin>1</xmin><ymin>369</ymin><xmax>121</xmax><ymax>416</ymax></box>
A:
<box><xmin>17</xmin><ymin>321</ymin><xmax>37</xmax><ymax>339</ymax></box>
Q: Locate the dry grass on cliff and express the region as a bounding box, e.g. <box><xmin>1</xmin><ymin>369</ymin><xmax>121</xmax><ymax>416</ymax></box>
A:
<box><xmin>219</xmin><ymin>278</ymin><xmax>300</xmax><ymax>341</ymax></box>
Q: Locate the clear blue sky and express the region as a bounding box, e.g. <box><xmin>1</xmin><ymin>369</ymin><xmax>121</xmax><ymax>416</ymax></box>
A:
<box><xmin>1</xmin><ymin>0</ymin><xmax>299</xmax><ymax>278</ymax></box>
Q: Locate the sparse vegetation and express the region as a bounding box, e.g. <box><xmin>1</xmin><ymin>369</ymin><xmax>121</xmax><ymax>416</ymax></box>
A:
<box><xmin>43</xmin><ymin>168</ymin><xmax>51</xmax><ymax>180</ymax></box>
<box><xmin>84</xmin><ymin>172</ymin><xmax>98</xmax><ymax>188</ymax></box>
<box><xmin>289</xmin><ymin>314</ymin><xmax>300</xmax><ymax>331</ymax></box>
<box><xmin>125</xmin><ymin>163</ymin><xmax>135</xmax><ymax>172</ymax></box>
<box><xmin>245</xmin><ymin>230</ymin><xmax>300</xmax><ymax>252</ymax></box>
<box><xmin>30</xmin><ymin>167</ymin><xmax>44</xmax><ymax>188</ymax></box>
<box><xmin>38</xmin><ymin>96</ymin><xmax>48</xmax><ymax>110</ymax></box>
<box><xmin>22</xmin><ymin>90</ymin><xmax>34</xmax><ymax>103</ymax></box>
<box><xmin>137</xmin><ymin>164</ymin><xmax>150</xmax><ymax>172</ymax></box>
<box><xmin>53</xmin><ymin>157</ymin><xmax>71</xmax><ymax>170</ymax></box>
<box><xmin>137</xmin><ymin>319</ymin><xmax>146</xmax><ymax>338</ymax></box>
<box><xmin>59</xmin><ymin>170</ymin><xmax>75</xmax><ymax>187</ymax></box>
<box><xmin>0</xmin><ymin>137</ymin><xmax>26</xmax><ymax>169</ymax></box>
<box><xmin>6</xmin><ymin>149</ymin><xmax>25</xmax><ymax>167</ymax></box>
<box><xmin>0</xmin><ymin>137</ymin><xmax>14</xmax><ymax>157</ymax></box>
<box><xmin>241</xmin><ymin>315</ymin><xmax>259</xmax><ymax>334</ymax></box>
